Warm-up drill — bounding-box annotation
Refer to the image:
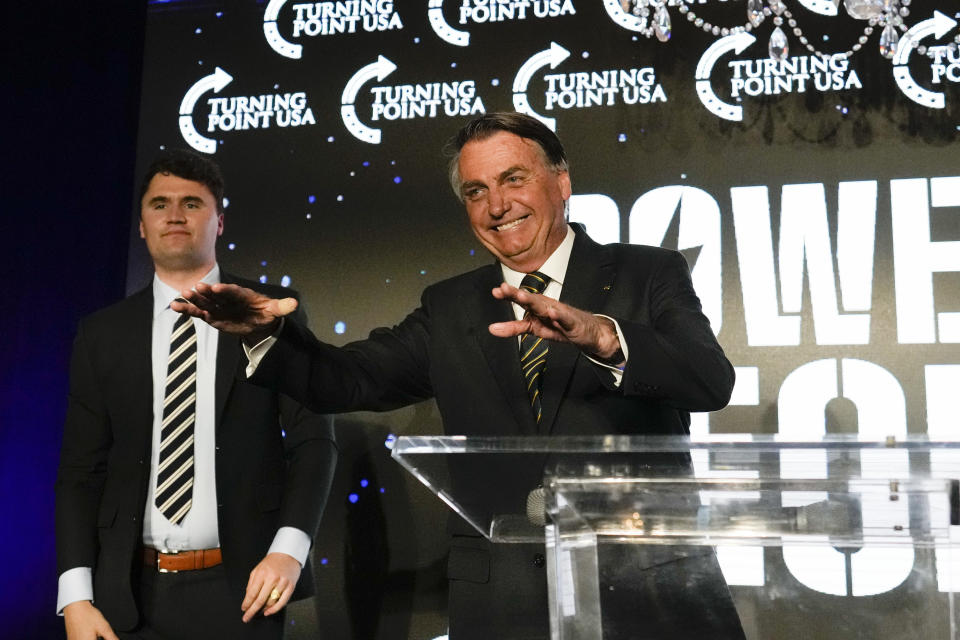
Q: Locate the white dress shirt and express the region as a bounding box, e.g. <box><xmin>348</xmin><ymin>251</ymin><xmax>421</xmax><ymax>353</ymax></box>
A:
<box><xmin>57</xmin><ymin>265</ymin><xmax>309</xmax><ymax>614</ymax></box>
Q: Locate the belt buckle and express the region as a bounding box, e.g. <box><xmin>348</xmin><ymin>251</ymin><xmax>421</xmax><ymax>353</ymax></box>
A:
<box><xmin>157</xmin><ymin>548</ymin><xmax>180</xmax><ymax>574</ymax></box>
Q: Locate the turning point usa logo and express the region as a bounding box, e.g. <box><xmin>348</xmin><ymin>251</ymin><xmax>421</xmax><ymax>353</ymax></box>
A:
<box><xmin>695</xmin><ymin>33</ymin><xmax>862</xmax><ymax>122</ymax></box>
<box><xmin>340</xmin><ymin>55</ymin><xmax>485</xmax><ymax>144</ymax></box>
<box><xmin>429</xmin><ymin>0</ymin><xmax>575</xmax><ymax>47</ymax></box>
<box><xmin>264</xmin><ymin>0</ymin><xmax>403</xmax><ymax>59</ymax></box>
<box><xmin>178</xmin><ymin>68</ymin><xmax>315</xmax><ymax>153</ymax></box>
<box><xmin>512</xmin><ymin>43</ymin><xmax>667</xmax><ymax>132</ymax></box>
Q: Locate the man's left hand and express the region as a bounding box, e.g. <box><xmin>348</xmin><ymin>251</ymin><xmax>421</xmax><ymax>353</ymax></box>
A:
<box><xmin>241</xmin><ymin>552</ymin><xmax>301</xmax><ymax>622</ymax></box>
<box><xmin>488</xmin><ymin>283</ymin><xmax>623</xmax><ymax>362</ymax></box>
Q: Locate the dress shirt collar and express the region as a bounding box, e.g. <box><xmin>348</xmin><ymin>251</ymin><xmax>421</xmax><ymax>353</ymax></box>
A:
<box><xmin>499</xmin><ymin>224</ymin><xmax>574</xmax><ymax>288</ymax></box>
<box><xmin>152</xmin><ymin>264</ymin><xmax>221</xmax><ymax>319</ymax></box>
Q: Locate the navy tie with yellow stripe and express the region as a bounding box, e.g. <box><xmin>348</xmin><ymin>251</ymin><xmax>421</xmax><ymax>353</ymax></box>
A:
<box><xmin>519</xmin><ymin>272</ymin><xmax>550</xmax><ymax>423</ymax></box>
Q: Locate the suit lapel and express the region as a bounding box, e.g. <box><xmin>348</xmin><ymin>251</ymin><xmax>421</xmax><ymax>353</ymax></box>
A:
<box><xmin>127</xmin><ymin>287</ymin><xmax>157</xmax><ymax>456</ymax></box>
<box><xmin>472</xmin><ymin>263</ymin><xmax>541</xmax><ymax>435</ymax></box>
<box><xmin>539</xmin><ymin>228</ymin><xmax>617</xmax><ymax>434</ymax></box>
<box><xmin>214</xmin><ymin>272</ymin><xmax>240</xmax><ymax>432</ymax></box>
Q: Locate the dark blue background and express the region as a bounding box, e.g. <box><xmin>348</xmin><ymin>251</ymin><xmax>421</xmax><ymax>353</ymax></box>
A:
<box><xmin>2</xmin><ymin>3</ymin><xmax>145</xmax><ymax>637</ymax></box>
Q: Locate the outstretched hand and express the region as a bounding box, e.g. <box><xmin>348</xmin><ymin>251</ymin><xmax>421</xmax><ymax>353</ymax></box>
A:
<box><xmin>488</xmin><ymin>282</ymin><xmax>623</xmax><ymax>362</ymax></box>
<box><xmin>170</xmin><ymin>282</ymin><xmax>298</xmax><ymax>345</ymax></box>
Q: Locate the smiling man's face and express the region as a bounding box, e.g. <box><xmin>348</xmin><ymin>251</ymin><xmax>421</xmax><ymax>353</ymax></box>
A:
<box><xmin>458</xmin><ymin>131</ymin><xmax>571</xmax><ymax>273</ymax></box>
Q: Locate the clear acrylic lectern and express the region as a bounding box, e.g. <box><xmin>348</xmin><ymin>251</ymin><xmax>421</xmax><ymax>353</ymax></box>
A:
<box><xmin>391</xmin><ymin>435</ymin><xmax>960</xmax><ymax>639</ymax></box>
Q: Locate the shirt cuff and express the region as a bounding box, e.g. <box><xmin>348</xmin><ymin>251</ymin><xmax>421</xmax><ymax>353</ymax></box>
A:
<box><xmin>267</xmin><ymin>526</ymin><xmax>311</xmax><ymax>568</ymax></box>
<box><xmin>242</xmin><ymin>318</ymin><xmax>284</xmax><ymax>378</ymax></box>
<box><xmin>56</xmin><ymin>567</ymin><xmax>93</xmax><ymax>615</ymax></box>
<box><xmin>585</xmin><ymin>314</ymin><xmax>629</xmax><ymax>388</ymax></box>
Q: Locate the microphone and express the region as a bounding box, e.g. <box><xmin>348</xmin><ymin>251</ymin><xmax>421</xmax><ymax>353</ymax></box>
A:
<box><xmin>527</xmin><ymin>487</ymin><xmax>548</xmax><ymax>527</ymax></box>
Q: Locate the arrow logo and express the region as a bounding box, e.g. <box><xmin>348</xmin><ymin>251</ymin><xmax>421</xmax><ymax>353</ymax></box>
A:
<box><xmin>428</xmin><ymin>0</ymin><xmax>470</xmax><ymax>46</ymax></box>
<box><xmin>179</xmin><ymin>67</ymin><xmax>233</xmax><ymax>154</ymax></box>
<box><xmin>264</xmin><ymin>0</ymin><xmax>302</xmax><ymax>59</ymax></box>
<box><xmin>512</xmin><ymin>42</ymin><xmax>570</xmax><ymax>131</ymax></box>
<box><xmin>601</xmin><ymin>0</ymin><xmax>648</xmax><ymax>32</ymax></box>
<box><xmin>341</xmin><ymin>55</ymin><xmax>398</xmax><ymax>144</ymax></box>
<box><xmin>892</xmin><ymin>10</ymin><xmax>956</xmax><ymax>109</ymax></box>
<box><xmin>694</xmin><ymin>32</ymin><xmax>755</xmax><ymax>122</ymax></box>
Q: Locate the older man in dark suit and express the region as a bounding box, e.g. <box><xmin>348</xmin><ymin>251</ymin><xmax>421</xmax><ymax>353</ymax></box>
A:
<box><xmin>55</xmin><ymin>149</ymin><xmax>336</xmax><ymax>640</ymax></box>
<box><xmin>175</xmin><ymin>113</ymin><xmax>743</xmax><ymax>639</ymax></box>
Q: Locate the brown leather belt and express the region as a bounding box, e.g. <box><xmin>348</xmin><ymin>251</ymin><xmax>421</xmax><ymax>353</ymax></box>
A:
<box><xmin>143</xmin><ymin>546</ymin><xmax>222</xmax><ymax>573</ymax></box>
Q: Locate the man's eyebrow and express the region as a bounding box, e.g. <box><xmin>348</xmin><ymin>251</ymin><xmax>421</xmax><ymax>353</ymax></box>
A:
<box><xmin>181</xmin><ymin>195</ymin><xmax>205</xmax><ymax>204</ymax></box>
<box><xmin>147</xmin><ymin>195</ymin><xmax>170</xmax><ymax>206</ymax></box>
<box><xmin>459</xmin><ymin>165</ymin><xmax>530</xmax><ymax>194</ymax></box>
<box><xmin>460</xmin><ymin>179</ymin><xmax>485</xmax><ymax>193</ymax></box>
<box><xmin>497</xmin><ymin>165</ymin><xmax>527</xmax><ymax>182</ymax></box>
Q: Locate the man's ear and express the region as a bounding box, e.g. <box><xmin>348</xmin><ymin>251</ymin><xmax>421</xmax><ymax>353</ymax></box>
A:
<box><xmin>139</xmin><ymin>218</ymin><xmax>145</xmax><ymax>239</ymax></box>
<box><xmin>217</xmin><ymin>213</ymin><xmax>224</xmax><ymax>237</ymax></box>
<box><xmin>558</xmin><ymin>170</ymin><xmax>572</xmax><ymax>200</ymax></box>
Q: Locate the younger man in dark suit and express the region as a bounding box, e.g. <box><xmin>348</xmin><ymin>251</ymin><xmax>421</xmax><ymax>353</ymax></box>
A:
<box><xmin>56</xmin><ymin>149</ymin><xmax>336</xmax><ymax>640</ymax></box>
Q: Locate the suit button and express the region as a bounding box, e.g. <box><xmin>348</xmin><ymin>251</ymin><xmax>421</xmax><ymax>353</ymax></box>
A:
<box><xmin>138</xmin><ymin>459</ymin><xmax>144</xmax><ymax>465</ymax></box>
<box><xmin>533</xmin><ymin>553</ymin><xmax>545</xmax><ymax>568</ymax></box>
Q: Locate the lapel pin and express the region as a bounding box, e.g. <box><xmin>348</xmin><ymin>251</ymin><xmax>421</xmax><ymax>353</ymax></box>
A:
<box><xmin>601</xmin><ymin>285</ymin><xmax>612</xmax><ymax>291</ymax></box>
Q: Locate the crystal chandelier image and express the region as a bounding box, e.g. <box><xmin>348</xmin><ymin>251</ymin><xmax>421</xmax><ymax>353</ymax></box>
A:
<box><xmin>616</xmin><ymin>0</ymin><xmax>959</xmax><ymax>62</ymax></box>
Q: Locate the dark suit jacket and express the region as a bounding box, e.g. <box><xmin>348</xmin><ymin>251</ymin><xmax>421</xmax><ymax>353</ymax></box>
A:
<box><xmin>251</xmin><ymin>227</ymin><xmax>736</xmax><ymax>637</ymax></box>
<box><xmin>55</xmin><ymin>273</ymin><xmax>337</xmax><ymax>632</ymax></box>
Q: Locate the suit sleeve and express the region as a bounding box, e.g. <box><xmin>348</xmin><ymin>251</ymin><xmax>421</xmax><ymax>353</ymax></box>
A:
<box><xmin>274</xmin><ymin>304</ymin><xmax>338</xmax><ymax>539</ymax></box>
<box><xmin>55</xmin><ymin>323</ymin><xmax>111</xmax><ymax>576</ymax></box>
<box><xmin>616</xmin><ymin>250</ymin><xmax>734</xmax><ymax>411</ymax></box>
<box><xmin>249</xmin><ymin>293</ymin><xmax>434</xmax><ymax>415</ymax></box>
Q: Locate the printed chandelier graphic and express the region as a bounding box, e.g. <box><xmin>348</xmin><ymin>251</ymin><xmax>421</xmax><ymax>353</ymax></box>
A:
<box><xmin>610</xmin><ymin>0</ymin><xmax>958</xmax><ymax>68</ymax></box>
<box><xmin>692</xmin><ymin>9</ymin><xmax>957</xmax><ymax>120</ymax></box>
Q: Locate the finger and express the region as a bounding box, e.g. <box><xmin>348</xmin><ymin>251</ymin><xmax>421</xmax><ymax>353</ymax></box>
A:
<box><xmin>263</xmin><ymin>577</ymin><xmax>290</xmax><ymax>616</ymax></box>
<box><xmin>503</xmin><ymin>287</ymin><xmax>557</xmax><ymax>318</ymax></box>
<box><xmin>241</xmin><ymin>571</ymin><xmax>265</xmax><ymax>612</ymax></box>
<box><xmin>177</xmin><ymin>286</ymin><xmax>212</xmax><ymax>304</ymax></box>
<box><xmin>263</xmin><ymin>586</ymin><xmax>293</xmax><ymax>616</ymax></box>
<box><xmin>270</xmin><ymin>297</ymin><xmax>299</xmax><ymax>318</ymax></box>
<box><xmin>242</xmin><ymin>582</ymin><xmax>274</xmax><ymax>622</ymax></box>
<box><xmin>176</xmin><ymin>289</ymin><xmax>220</xmax><ymax>313</ymax></box>
<box><xmin>491</xmin><ymin>283</ymin><xmax>530</xmax><ymax>304</ymax></box>
<box><xmin>488</xmin><ymin>319</ymin><xmax>533</xmax><ymax>338</ymax></box>
<box><xmin>189</xmin><ymin>283</ymin><xmax>248</xmax><ymax>310</ymax></box>
<box><xmin>543</xmin><ymin>303</ymin><xmax>578</xmax><ymax>331</ymax></box>
<box><xmin>491</xmin><ymin>287</ymin><xmax>551</xmax><ymax>323</ymax></box>
<box><xmin>97</xmin><ymin>623</ymin><xmax>120</xmax><ymax>640</ymax></box>
<box><xmin>197</xmin><ymin>281</ymin><xmax>240</xmax><ymax>297</ymax></box>
<box><xmin>169</xmin><ymin>300</ymin><xmax>209</xmax><ymax>322</ymax></box>
<box><xmin>490</xmin><ymin>283</ymin><xmax>515</xmax><ymax>300</ymax></box>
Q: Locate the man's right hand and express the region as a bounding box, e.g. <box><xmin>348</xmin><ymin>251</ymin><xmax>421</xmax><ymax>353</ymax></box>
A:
<box><xmin>63</xmin><ymin>601</ymin><xmax>119</xmax><ymax>640</ymax></box>
<box><xmin>171</xmin><ymin>282</ymin><xmax>298</xmax><ymax>345</ymax></box>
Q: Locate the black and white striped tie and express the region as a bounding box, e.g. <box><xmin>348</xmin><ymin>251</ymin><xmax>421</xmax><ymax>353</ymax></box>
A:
<box><xmin>519</xmin><ymin>272</ymin><xmax>550</xmax><ymax>423</ymax></box>
<box><xmin>155</xmin><ymin>313</ymin><xmax>197</xmax><ymax>525</ymax></box>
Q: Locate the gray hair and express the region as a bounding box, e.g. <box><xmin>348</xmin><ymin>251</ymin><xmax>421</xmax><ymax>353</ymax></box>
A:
<box><xmin>445</xmin><ymin>112</ymin><xmax>569</xmax><ymax>201</ymax></box>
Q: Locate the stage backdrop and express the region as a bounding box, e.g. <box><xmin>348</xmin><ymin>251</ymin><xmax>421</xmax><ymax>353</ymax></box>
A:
<box><xmin>131</xmin><ymin>1</ymin><xmax>960</xmax><ymax>638</ymax></box>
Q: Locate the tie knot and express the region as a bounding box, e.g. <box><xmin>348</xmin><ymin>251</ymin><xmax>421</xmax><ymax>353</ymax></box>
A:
<box><xmin>519</xmin><ymin>272</ymin><xmax>550</xmax><ymax>295</ymax></box>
